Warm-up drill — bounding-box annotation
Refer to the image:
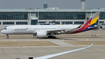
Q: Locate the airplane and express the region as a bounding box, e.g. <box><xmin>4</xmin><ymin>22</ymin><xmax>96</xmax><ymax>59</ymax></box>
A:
<box><xmin>1</xmin><ymin>12</ymin><xmax>100</xmax><ymax>38</ymax></box>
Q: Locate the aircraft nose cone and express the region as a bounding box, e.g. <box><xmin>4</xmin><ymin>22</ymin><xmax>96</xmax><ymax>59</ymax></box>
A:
<box><xmin>1</xmin><ymin>30</ymin><xmax>4</xmax><ymax>34</ymax></box>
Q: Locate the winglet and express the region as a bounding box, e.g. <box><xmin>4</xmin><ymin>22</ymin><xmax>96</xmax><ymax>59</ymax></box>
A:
<box><xmin>34</xmin><ymin>44</ymin><xmax>93</xmax><ymax>59</ymax></box>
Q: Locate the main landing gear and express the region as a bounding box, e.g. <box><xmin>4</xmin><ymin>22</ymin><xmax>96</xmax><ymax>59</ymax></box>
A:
<box><xmin>6</xmin><ymin>34</ymin><xmax>9</xmax><ymax>38</ymax></box>
<box><xmin>48</xmin><ymin>36</ymin><xmax>56</xmax><ymax>38</ymax></box>
<box><xmin>47</xmin><ymin>33</ymin><xmax>56</xmax><ymax>38</ymax></box>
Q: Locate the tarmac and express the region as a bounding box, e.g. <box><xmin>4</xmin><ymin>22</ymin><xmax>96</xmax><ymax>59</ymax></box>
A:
<box><xmin>0</xmin><ymin>30</ymin><xmax>105</xmax><ymax>59</ymax></box>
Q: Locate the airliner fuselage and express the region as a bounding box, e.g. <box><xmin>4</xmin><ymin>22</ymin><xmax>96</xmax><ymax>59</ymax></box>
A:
<box><xmin>1</xmin><ymin>25</ymin><xmax>80</xmax><ymax>34</ymax></box>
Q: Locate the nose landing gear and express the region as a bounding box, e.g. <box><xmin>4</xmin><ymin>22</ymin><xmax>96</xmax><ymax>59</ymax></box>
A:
<box><xmin>6</xmin><ymin>34</ymin><xmax>9</xmax><ymax>38</ymax></box>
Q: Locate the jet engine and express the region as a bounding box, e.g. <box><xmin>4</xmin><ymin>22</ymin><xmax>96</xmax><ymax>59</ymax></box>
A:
<box><xmin>37</xmin><ymin>31</ymin><xmax>47</xmax><ymax>38</ymax></box>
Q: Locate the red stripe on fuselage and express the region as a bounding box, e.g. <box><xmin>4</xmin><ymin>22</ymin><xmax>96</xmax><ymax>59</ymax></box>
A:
<box><xmin>71</xmin><ymin>18</ymin><xmax>92</xmax><ymax>34</ymax></box>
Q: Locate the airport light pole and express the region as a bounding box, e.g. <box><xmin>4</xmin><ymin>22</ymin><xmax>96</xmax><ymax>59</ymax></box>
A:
<box><xmin>98</xmin><ymin>7</ymin><xmax>100</xmax><ymax>28</ymax></box>
<box><xmin>91</xmin><ymin>7</ymin><xmax>93</xmax><ymax>18</ymax></box>
<box><xmin>29</xmin><ymin>8</ymin><xmax>32</xmax><ymax>25</ymax></box>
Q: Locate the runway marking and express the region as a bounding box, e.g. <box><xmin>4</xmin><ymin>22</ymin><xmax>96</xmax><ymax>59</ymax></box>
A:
<box><xmin>37</xmin><ymin>39</ymin><xmax>39</xmax><ymax>41</ymax></box>
<box><xmin>22</xmin><ymin>46</ymin><xmax>26</xmax><ymax>48</ymax></box>
<box><xmin>79</xmin><ymin>34</ymin><xmax>81</xmax><ymax>35</ymax></box>
<box><xmin>86</xmin><ymin>39</ymin><xmax>88</xmax><ymax>41</ymax></box>
<box><xmin>13</xmin><ymin>39</ymin><xmax>15</xmax><ymax>41</ymax></box>
<box><xmin>97</xmin><ymin>34</ymin><xmax>99</xmax><ymax>35</ymax></box>
<box><xmin>87</xmin><ymin>31</ymin><xmax>90</xmax><ymax>33</ymax></box>
<box><xmin>77</xmin><ymin>33</ymin><xmax>82</xmax><ymax>35</ymax></box>
<box><xmin>62</xmin><ymin>39</ymin><xmax>64</xmax><ymax>41</ymax></box>
<box><xmin>52</xmin><ymin>46</ymin><xmax>58</xmax><ymax>47</ymax></box>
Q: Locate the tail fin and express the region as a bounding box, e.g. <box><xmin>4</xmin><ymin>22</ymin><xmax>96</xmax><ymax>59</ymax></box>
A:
<box><xmin>71</xmin><ymin>12</ymin><xmax>100</xmax><ymax>34</ymax></box>
<box><xmin>82</xmin><ymin>12</ymin><xmax>100</xmax><ymax>31</ymax></box>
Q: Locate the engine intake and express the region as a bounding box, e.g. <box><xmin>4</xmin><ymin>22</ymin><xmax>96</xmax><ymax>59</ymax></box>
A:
<box><xmin>37</xmin><ymin>31</ymin><xmax>47</xmax><ymax>38</ymax></box>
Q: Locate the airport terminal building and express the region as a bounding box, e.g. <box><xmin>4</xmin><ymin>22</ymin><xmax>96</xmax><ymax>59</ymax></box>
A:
<box><xmin>0</xmin><ymin>0</ymin><xmax>105</xmax><ymax>29</ymax></box>
<box><xmin>0</xmin><ymin>9</ymin><xmax>105</xmax><ymax>28</ymax></box>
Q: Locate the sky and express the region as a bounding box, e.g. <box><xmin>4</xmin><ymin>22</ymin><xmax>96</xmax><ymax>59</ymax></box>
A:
<box><xmin>0</xmin><ymin>0</ymin><xmax>104</xmax><ymax>10</ymax></box>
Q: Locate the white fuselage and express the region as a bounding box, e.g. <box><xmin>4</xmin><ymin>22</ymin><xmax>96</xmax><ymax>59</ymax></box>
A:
<box><xmin>1</xmin><ymin>25</ymin><xmax>80</xmax><ymax>35</ymax></box>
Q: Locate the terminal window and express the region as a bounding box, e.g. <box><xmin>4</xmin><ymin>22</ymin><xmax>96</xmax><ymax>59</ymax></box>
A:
<box><xmin>39</xmin><ymin>12</ymin><xmax>86</xmax><ymax>20</ymax></box>
<box><xmin>16</xmin><ymin>22</ymin><xmax>27</xmax><ymax>25</ymax></box>
<box><xmin>0</xmin><ymin>12</ymin><xmax>28</xmax><ymax>20</ymax></box>
<box><xmin>99</xmin><ymin>21</ymin><xmax>104</xmax><ymax>24</ymax></box>
<box><xmin>74</xmin><ymin>21</ymin><xmax>84</xmax><ymax>24</ymax></box>
<box><xmin>62</xmin><ymin>22</ymin><xmax>73</xmax><ymax>24</ymax></box>
<box><xmin>49</xmin><ymin>22</ymin><xmax>60</xmax><ymax>24</ymax></box>
<box><xmin>39</xmin><ymin>22</ymin><xmax>46</xmax><ymax>23</ymax></box>
<box><xmin>55</xmin><ymin>22</ymin><xmax>60</xmax><ymax>24</ymax></box>
<box><xmin>38</xmin><ymin>22</ymin><xmax>46</xmax><ymax>25</ymax></box>
<box><xmin>100</xmin><ymin>12</ymin><xmax>105</xmax><ymax>19</ymax></box>
<box><xmin>3</xmin><ymin>22</ymin><xmax>14</xmax><ymax>25</ymax></box>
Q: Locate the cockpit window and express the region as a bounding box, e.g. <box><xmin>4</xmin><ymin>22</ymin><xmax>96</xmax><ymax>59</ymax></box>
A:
<box><xmin>4</xmin><ymin>28</ymin><xmax>7</xmax><ymax>30</ymax></box>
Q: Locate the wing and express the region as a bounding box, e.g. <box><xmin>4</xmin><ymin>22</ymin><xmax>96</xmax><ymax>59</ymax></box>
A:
<box><xmin>33</xmin><ymin>25</ymin><xmax>81</xmax><ymax>34</ymax></box>
<box><xmin>47</xmin><ymin>29</ymin><xmax>65</xmax><ymax>33</ymax></box>
<box><xmin>46</xmin><ymin>25</ymin><xmax>82</xmax><ymax>33</ymax></box>
<box><xmin>34</xmin><ymin>44</ymin><xmax>93</xmax><ymax>59</ymax></box>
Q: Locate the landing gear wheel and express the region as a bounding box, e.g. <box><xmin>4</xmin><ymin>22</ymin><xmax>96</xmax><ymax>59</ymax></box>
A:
<box><xmin>6</xmin><ymin>34</ymin><xmax>9</xmax><ymax>39</ymax></box>
<box><xmin>48</xmin><ymin>36</ymin><xmax>56</xmax><ymax>38</ymax></box>
<box><xmin>33</xmin><ymin>34</ymin><xmax>36</xmax><ymax>36</ymax></box>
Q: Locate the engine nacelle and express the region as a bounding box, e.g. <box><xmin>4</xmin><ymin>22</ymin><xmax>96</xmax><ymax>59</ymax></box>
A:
<box><xmin>37</xmin><ymin>31</ymin><xmax>47</xmax><ymax>38</ymax></box>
